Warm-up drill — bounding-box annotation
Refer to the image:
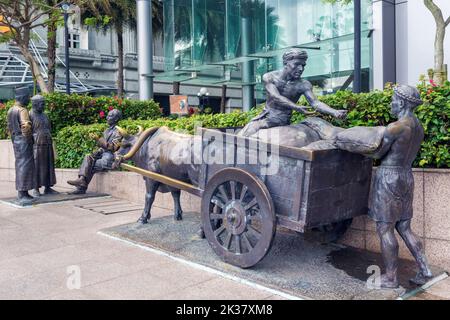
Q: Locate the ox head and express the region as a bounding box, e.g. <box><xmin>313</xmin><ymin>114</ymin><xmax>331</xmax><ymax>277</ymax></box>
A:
<box><xmin>112</xmin><ymin>126</ymin><xmax>160</xmax><ymax>170</ymax></box>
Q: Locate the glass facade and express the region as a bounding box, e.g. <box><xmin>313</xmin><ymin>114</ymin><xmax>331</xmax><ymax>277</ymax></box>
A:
<box><xmin>160</xmin><ymin>0</ymin><xmax>373</xmax><ymax>97</ymax></box>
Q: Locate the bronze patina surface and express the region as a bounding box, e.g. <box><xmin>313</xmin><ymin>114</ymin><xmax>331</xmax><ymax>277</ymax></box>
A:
<box><xmin>7</xmin><ymin>87</ymin><xmax>36</xmax><ymax>206</ymax></box>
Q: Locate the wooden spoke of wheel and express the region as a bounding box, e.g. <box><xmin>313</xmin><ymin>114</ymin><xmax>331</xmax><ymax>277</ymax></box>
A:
<box><xmin>240</xmin><ymin>185</ymin><xmax>248</xmax><ymax>201</ymax></box>
<box><xmin>201</xmin><ymin>168</ymin><xmax>276</xmax><ymax>268</ymax></box>
<box><xmin>230</xmin><ymin>181</ymin><xmax>236</xmax><ymax>200</ymax></box>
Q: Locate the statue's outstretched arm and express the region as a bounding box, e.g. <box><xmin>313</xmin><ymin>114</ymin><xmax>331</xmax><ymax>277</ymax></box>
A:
<box><xmin>369</xmin><ymin>123</ymin><xmax>402</xmax><ymax>159</ymax></box>
<box><xmin>303</xmin><ymin>83</ymin><xmax>347</xmax><ymax>119</ymax></box>
<box><xmin>264</xmin><ymin>75</ymin><xmax>314</xmax><ymax>114</ymax></box>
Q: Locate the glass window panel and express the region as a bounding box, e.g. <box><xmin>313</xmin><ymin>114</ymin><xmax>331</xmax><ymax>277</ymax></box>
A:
<box><xmin>162</xmin><ymin>0</ymin><xmax>373</xmax><ymax>93</ymax></box>
<box><xmin>163</xmin><ymin>0</ymin><xmax>175</xmax><ymax>71</ymax></box>
<box><xmin>225</xmin><ymin>0</ymin><xmax>241</xmax><ymax>60</ymax></box>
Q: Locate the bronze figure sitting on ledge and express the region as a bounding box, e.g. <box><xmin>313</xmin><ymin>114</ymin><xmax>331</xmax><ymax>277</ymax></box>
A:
<box><xmin>67</xmin><ymin>109</ymin><xmax>123</xmax><ymax>194</ymax></box>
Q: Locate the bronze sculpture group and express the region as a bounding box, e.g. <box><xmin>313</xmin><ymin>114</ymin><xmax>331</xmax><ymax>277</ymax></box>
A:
<box><xmin>111</xmin><ymin>49</ymin><xmax>433</xmax><ymax>288</ymax></box>
<box><xmin>242</xmin><ymin>49</ymin><xmax>431</xmax><ymax>287</ymax></box>
<box><xmin>7</xmin><ymin>48</ymin><xmax>432</xmax><ymax>290</ymax></box>
<box><xmin>7</xmin><ymin>87</ymin><xmax>58</xmax><ymax>205</ymax></box>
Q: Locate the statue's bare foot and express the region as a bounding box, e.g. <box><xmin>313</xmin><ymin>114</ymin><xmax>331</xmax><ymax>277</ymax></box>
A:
<box><xmin>410</xmin><ymin>271</ymin><xmax>433</xmax><ymax>286</ymax></box>
<box><xmin>44</xmin><ymin>187</ymin><xmax>59</xmax><ymax>195</ymax></box>
<box><xmin>380</xmin><ymin>274</ymin><xmax>399</xmax><ymax>289</ymax></box>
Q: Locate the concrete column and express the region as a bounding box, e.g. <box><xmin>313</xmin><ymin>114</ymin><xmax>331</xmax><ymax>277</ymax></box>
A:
<box><xmin>137</xmin><ymin>0</ymin><xmax>153</xmax><ymax>100</ymax></box>
<box><xmin>241</xmin><ymin>17</ymin><xmax>255</xmax><ymax>112</ymax></box>
<box><xmin>354</xmin><ymin>0</ymin><xmax>362</xmax><ymax>93</ymax></box>
<box><xmin>372</xmin><ymin>0</ymin><xmax>396</xmax><ymax>89</ymax></box>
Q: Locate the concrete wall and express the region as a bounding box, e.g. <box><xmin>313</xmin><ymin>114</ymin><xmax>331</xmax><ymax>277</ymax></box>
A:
<box><xmin>1</xmin><ymin>139</ymin><xmax>448</xmax><ymax>270</ymax></box>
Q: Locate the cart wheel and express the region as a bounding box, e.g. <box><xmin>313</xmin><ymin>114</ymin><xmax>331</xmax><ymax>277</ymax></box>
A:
<box><xmin>311</xmin><ymin>218</ymin><xmax>353</xmax><ymax>243</ymax></box>
<box><xmin>201</xmin><ymin>168</ymin><xmax>276</xmax><ymax>268</ymax></box>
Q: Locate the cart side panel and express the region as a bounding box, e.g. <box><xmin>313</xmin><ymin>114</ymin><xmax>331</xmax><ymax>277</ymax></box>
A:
<box><xmin>264</xmin><ymin>156</ymin><xmax>306</xmax><ymax>221</ymax></box>
<box><xmin>304</xmin><ymin>151</ymin><xmax>372</xmax><ymax>228</ymax></box>
<box><xmin>199</xmin><ymin>132</ymin><xmax>269</xmax><ymax>189</ymax></box>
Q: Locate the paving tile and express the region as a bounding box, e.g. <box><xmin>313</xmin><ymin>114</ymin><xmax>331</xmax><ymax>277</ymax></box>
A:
<box><xmin>425</xmin><ymin>277</ymin><xmax>450</xmax><ymax>299</ymax></box>
<box><xmin>80</xmin><ymin>271</ymin><xmax>190</xmax><ymax>300</ymax></box>
<box><xmin>0</xmin><ymin>234</ymin><xmax>68</xmax><ymax>261</ymax></box>
<box><xmin>0</xmin><ymin>256</ymin><xmax>50</xmax><ymax>283</ymax></box>
<box><xmin>160</xmin><ymin>277</ymin><xmax>274</xmax><ymax>300</ymax></box>
<box><xmin>46</xmin><ymin>289</ymin><xmax>102</xmax><ymax>300</ymax></box>
<box><xmin>0</xmin><ymin>266</ymin><xmax>70</xmax><ymax>299</ymax></box>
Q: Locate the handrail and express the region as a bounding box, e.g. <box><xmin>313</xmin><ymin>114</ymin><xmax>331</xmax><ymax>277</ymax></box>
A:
<box><xmin>32</xmin><ymin>31</ymin><xmax>88</xmax><ymax>90</ymax></box>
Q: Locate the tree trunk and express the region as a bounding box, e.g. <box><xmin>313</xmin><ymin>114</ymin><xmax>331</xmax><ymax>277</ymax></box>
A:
<box><xmin>434</xmin><ymin>24</ymin><xmax>446</xmax><ymax>84</ymax></box>
<box><xmin>117</xmin><ymin>24</ymin><xmax>124</xmax><ymax>97</ymax></box>
<box><xmin>18</xmin><ymin>44</ymin><xmax>49</xmax><ymax>94</ymax></box>
<box><xmin>424</xmin><ymin>0</ymin><xmax>449</xmax><ymax>85</ymax></box>
<box><xmin>47</xmin><ymin>20</ymin><xmax>57</xmax><ymax>93</ymax></box>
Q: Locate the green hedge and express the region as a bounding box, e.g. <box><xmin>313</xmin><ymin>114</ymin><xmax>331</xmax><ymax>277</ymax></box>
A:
<box><xmin>55</xmin><ymin>82</ymin><xmax>449</xmax><ymax>169</ymax></box>
<box><xmin>55</xmin><ymin>111</ymin><xmax>256</xmax><ymax>168</ymax></box>
<box><xmin>0</xmin><ymin>100</ymin><xmax>14</xmax><ymax>139</ymax></box>
<box><xmin>0</xmin><ymin>93</ymin><xmax>162</xmax><ymax>139</ymax></box>
<box><xmin>290</xmin><ymin>82</ymin><xmax>449</xmax><ymax>168</ymax></box>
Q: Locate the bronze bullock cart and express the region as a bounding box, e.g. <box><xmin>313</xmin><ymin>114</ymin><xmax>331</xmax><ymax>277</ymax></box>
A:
<box><xmin>121</xmin><ymin>128</ymin><xmax>372</xmax><ymax>268</ymax></box>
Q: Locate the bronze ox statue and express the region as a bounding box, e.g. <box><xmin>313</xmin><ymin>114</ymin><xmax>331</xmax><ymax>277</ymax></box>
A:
<box><xmin>112</xmin><ymin>119</ymin><xmax>343</xmax><ymax>225</ymax></box>
<box><xmin>113</xmin><ymin>126</ymin><xmax>200</xmax><ymax>224</ymax></box>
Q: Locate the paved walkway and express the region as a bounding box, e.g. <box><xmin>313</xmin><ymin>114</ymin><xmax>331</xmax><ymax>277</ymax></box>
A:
<box><xmin>0</xmin><ymin>180</ymin><xmax>448</xmax><ymax>300</ymax></box>
<box><xmin>0</xmin><ymin>181</ymin><xmax>285</xmax><ymax>300</ymax></box>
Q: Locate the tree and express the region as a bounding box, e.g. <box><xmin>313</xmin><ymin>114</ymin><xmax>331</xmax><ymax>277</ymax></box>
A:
<box><xmin>78</xmin><ymin>0</ymin><xmax>163</xmax><ymax>97</ymax></box>
<box><xmin>0</xmin><ymin>0</ymin><xmax>64</xmax><ymax>93</ymax></box>
<box><xmin>424</xmin><ymin>0</ymin><xmax>450</xmax><ymax>85</ymax></box>
<box><xmin>46</xmin><ymin>0</ymin><xmax>62</xmax><ymax>93</ymax></box>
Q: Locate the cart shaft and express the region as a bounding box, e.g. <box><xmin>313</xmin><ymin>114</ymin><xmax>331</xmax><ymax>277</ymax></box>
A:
<box><xmin>120</xmin><ymin>163</ymin><xmax>204</xmax><ymax>197</ymax></box>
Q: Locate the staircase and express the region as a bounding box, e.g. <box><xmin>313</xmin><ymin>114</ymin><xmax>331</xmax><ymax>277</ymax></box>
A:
<box><xmin>0</xmin><ymin>54</ymin><xmax>33</xmax><ymax>86</ymax></box>
<box><xmin>0</xmin><ymin>31</ymin><xmax>116</xmax><ymax>94</ymax></box>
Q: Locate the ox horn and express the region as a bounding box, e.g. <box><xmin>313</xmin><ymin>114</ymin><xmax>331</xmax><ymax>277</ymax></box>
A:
<box><xmin>116</xmin><ymin>126</ymin><xmax>129</xmax><ymax>138</ymax></box>
<box><xmin>137</xmin><ymin>125</ymin><xmax>144</xmax><ymax>136</ymax></box>
<box><xmin>122</xmin><ymin>127</ymin><xmax>161</xmax><ymax>160</ymax></box>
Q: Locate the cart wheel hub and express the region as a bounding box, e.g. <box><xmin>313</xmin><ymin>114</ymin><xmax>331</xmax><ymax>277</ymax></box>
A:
<box><xmin>224</xmin><ymin>201</ymin><xmax>247</xmax><ymax>235</ymax></box>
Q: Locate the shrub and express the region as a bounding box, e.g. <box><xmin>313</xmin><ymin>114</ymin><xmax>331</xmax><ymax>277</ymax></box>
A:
<box><xmin>0</xmin><ymin>93</ymin><xmax>162</xmax><ymax>138</ymax></box>
<box><xmin>54</xmin><ymin>111</ymin><xmax>254</xmax><ymax>168</ymax></box>
<box><xmin>415</xmin><ymin>80</ymin><xmax>450</xmax><ymax>168</ymax></box>
<box><xmin>0</xmin><ymin>100</ymin><xmax>14</xmax><ymax>139</ymax></box>
<box><xmin>16</xmin><ymin>84</ymin><xmax>450</xmax><ymax>169</ymax></box>
<box><xmin>292</xmin><ymin>82</ymin><xmax>449</xmax><ymax>168</ymax></box>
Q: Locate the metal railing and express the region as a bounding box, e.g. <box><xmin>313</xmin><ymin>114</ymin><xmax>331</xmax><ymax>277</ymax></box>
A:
<box><xmin>0</xmin><ymin>31</ymin><xmax>115</xmax><ymax>93</ymax></box>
